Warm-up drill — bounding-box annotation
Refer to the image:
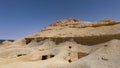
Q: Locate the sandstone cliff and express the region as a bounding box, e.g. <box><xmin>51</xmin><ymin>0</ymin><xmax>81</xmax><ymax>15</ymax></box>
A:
<box><xmin>0</xmin><ymin>18</ymin><xmax>120</xmax><ymax>68</ymax></box>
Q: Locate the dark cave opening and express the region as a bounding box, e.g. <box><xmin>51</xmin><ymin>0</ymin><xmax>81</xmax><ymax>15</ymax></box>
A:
<box><xmin>42</xmin><ymin>55</ymin><xmax>48</xmax><ymax>60</ymax></box>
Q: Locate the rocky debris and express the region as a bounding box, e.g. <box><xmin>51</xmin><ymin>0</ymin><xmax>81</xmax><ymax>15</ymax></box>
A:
<box><xmin>0</xmin><ymin>18</ymin><xmax>120</xmax><ymax>68</ymax></box>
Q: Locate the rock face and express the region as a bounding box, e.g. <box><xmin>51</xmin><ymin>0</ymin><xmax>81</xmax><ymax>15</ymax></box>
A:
<box><xmin>0</xmin><ymin>18</ymin><xmax>120</xmax><ymax>68</ymax></box>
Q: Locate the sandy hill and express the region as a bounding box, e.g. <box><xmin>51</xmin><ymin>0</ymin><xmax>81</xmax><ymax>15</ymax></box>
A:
<box><xmin>0</xmin><ymin>18</ymin><xmax>120</xmax><ymax>68</ymax></box>
<box><xmin>0</xmin><ymin>40</ymin><xmax>14</xmax><ymax>45</ymax></box>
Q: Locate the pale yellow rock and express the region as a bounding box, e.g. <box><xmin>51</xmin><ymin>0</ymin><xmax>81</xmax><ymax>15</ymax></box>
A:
<box><xmin>0</xmin><ymin>18</ymin><xmax>120</xmax><ymax>68</ymax></box>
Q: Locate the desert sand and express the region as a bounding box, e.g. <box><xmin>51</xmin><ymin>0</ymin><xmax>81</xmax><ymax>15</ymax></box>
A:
<box><xmin>0</xmin><ymin>18</ymin><xmax>120</xmax><ymax>68</ymax></box>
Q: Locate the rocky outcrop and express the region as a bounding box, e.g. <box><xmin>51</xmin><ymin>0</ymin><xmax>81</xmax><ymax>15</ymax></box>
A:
<box><xmin>16</xmin><ymin>18</ymin><xmax>120</xmax><ymax>45</ymax></box>
<box><xmin>0</xmin><ymin>18</ymin><xmax>120</xmax><ymax>68</ymax></box>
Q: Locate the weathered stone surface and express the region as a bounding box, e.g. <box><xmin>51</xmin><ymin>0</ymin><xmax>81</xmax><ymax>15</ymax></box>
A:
<box><xmin>0</xmin><ymin>18</ymin><xmax>120</xmax><ymax>68</ymax></box>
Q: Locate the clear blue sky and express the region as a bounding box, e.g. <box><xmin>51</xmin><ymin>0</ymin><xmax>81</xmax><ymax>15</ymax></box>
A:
<box><xmin>0</xmin><ymin>0</ymin><xmax>120</xmax><ymax>39</ymax></box>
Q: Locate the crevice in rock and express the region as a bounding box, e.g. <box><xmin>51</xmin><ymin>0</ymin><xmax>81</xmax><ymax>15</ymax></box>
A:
<box><xmin>41</xmin><ymin>54</ymin><xmax>55</xmax><ymax>60</ymax></box>
<box><xmin>78</xmin><ymin>52</ymin><xmax>88</xmax><ymax>59</ymax></box>
<box><xmin>25</xmin><ymin>38</ymin><xmax>33</xmax><ymax>45</ymax></box>
<box><xmin>25</xmin><ymin>33</ymin><xmax>120</xmax><ymax>45</ymax></box>
<box><xmin>50</xmin><ymin>55</ymin><xmax>55</xmax><ymax>58</ymax></box>
<box><xmin>17</xmin><ymin>54</ymin><xmax>27</xmax><ymax>57</ymax></box>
